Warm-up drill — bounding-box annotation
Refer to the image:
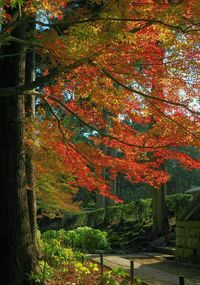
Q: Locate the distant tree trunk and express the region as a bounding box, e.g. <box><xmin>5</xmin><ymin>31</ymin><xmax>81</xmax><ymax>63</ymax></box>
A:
<box><xmin>25</xmin><ymin>24</ymin><xmax>37</xmax><ymax>253</ymax></box>
<box><xmin>96</xmin><ymin>144</ymin><xmax>106</xmax><ymax>208</ymax></box>
<box><xmin>0</xmin><ymin>20</ymin><xmax>37</xmax><ymax>285</ymax></box>
<box><xmin>152</xmin><ymin>183</ymin><xmax>169</xmax><ymax>237</ymax></box>
<box><xmin>96</xmin><ymin>190</ymin><xmax>106</xmax><ymax>208</ymax></box>
<box><xmin>96</xmin><ymin>139</ymin><xmax>117</xmax><ymax>208</ymax></box>
<box><xmin>96</xmin><ymin>109</ymin><xmax>109</xmax><ymax>208</ymax></box>
<box><xmin>105</xmin><ymin>148</ymin><xmax>117</xmax><ymax>207</ymax></box>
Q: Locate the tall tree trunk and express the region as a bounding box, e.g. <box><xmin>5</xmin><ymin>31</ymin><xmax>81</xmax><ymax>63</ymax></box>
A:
<box><xmin>0</xmin><ymin>20</ymin><xmax>37</xmax><ymax>285</ymax></box>
<box><xmin>152</xmin><ymin>183</ymin><xmax>169</xmax><ymax>237</ymax></box>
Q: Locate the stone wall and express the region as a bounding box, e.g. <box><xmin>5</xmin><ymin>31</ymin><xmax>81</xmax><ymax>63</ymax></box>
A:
<box><xmin>176</xmin><ymin>221</ymin><xmax>200</xmax><ymax>263</ymax></box>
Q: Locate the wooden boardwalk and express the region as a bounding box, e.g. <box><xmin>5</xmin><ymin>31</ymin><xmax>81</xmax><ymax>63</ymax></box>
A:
<box><xmin>90</xmin><ymin>254</ymin><xmax>200</xmax><ymax>285</ymax></box>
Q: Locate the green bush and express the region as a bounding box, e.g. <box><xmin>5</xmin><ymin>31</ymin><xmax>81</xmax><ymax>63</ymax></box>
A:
<box><xmin>62</xmin><ymin>211</ymin><xmax>88</xmax><ymax>229</ymax></box>
<box><xmin>126</xmin><ymin>199</ymin><xmax>152</xmax><ymax>222</ymax></box>
<box><xmin>105</xmin><ymin>206</ymin><xmax>123</xmax><ymax>225</ymax></box>
<box><xmin>42</xmin><ymin>229</ymin><xmax>65</xmax><ymax>241</ymax></box>
<box><xmin>166</xmin><ymin>193</ymin><xmax>192</xmax><ymax>218</ymax></box>
<box><xmin>42</xmin><ymin>229</ymin><xmax>85</xmax><ymax>264</ymax></box>
<box><xmin>63</xmin><ymin>227</ymin><xmax>110</xmax><ymax>252</ymax></box>
<box><xmin>74</xmin><ymin>212</ymin><xmax>88</xmax><ymax>227</ymax></box>
<box><xmin>62</xmin><ymin>194</ymin><xmax>191</xmax><ymax>232</ymax></box>
<box><xmin>121</xmin><ymin>204</ymin><xmax>135</xmax><ymax>221</ymax></box>
<box><xmin>87</xmin><ymin>208</ymin><xmax>105</xmax><ymax>228</ymax></box>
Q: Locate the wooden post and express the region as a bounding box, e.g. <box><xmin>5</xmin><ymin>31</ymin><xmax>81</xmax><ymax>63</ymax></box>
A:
<box><xmin>100</xmin><ymin>252</ymin><xmax>104</xmax><ymax>285</ymax></box>
<box><xmin>130</xmin><ymin>260</ymin><xmax>134</xmax><ymax>285</ymax></box>
<box><xmin>81</xmin><ymin>255</ymin><xmax>84</xmax><ymax>264</ymax></box>
<box><xmin>179</xmin><ymin>276</ymin><xmax>184</xmax><ymax>285</ymax></box>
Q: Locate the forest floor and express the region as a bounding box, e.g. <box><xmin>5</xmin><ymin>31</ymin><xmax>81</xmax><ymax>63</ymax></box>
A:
<box><xmin>91</xmin><ymin>253</ymin><xmax>200</xmax><ymax>285</ymax></box>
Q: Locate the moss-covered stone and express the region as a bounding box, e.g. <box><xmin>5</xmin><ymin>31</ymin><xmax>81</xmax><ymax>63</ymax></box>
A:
<box><xmin>176</xmin><ymin>247</ymin><xmax>184</xmax><ymax>257</ymax></box>
<box><xmin>176</xmin><ymin>227</ymin><xmax>185</xmax><ymax>236</ymax></box>
<box><xmin>184</xmin><ymin>248</ymin><xmax>194</xmax><ymax>258</ymax></box>
<box><xmin>176</xmin><ymin>220</ymin><xmax>200</xmax><ymax>264</ymax></box>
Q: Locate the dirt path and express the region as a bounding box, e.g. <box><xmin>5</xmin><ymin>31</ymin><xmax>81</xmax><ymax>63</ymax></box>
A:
<box><xmin>90</xmin><ymin>253</ymin><xmax>200</xmax><ymax>285</ymax></box>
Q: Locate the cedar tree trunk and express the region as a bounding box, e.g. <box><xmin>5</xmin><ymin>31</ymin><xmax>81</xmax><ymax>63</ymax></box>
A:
<box><xmin>0</xmin><ymin>21</ymin><xmax>37</xmax><ymax>285</ymax></box>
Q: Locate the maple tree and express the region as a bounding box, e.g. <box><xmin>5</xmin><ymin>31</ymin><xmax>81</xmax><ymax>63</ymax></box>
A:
<box><xmin>0</xmin><ymin>0</ymin><xmax>200</xmax><ymax>284</ymax></box>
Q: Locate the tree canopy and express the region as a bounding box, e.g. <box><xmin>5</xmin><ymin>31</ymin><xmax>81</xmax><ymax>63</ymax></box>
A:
<box><xmin>1</xmin><ymin>0</ymin><xmax>200</xmax><ymax>203</ymax></box>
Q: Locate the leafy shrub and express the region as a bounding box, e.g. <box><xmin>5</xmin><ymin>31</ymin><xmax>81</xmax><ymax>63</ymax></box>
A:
<box><xmin>74</xmin><ymin>212</ymin><xmax>88</xmax><ymax>227</ymax></box>
<box><xmin>87</xmin><ymin>208</ymin><xmax>105</xmax><ymax>227</ymax></box>
<box><xmin>126</xmin><ymin>199</ymin><xmax>152</xmax><ymax>222</ymax></box>
<box><xmin>62</xmin><ymin>212</ymin><xmax>75</xmax><ymax>228</ymax></box>
<box><xmin>121</xmin><ymin>204</ymin><xmax>135</xmax><ymax>221</ymax></box>
<box><xmin>62</xmin><ymin>211</ymin><xmax>88</xmax><ymax>229</ymax></box>
<box><xmin>103</xmin><ymin>267</ymin><xmax>129</xmax><ymax>285</ymax></box>
<box><xmin>42</xmin><ymin>228</ymin><xmax>65</xmax><ymax>241</ymax></box>
<box><xmin>62</xmin><ymin>194</ymin><xmax>191</xmax><ymax>233</ymax></box>
<box><xmin>63</xmin><ymin>227</ymin><xmax>110</xmax><ymax>252</ymax></box>
<box><xmin>105</xmin><ymin>206</ymin><xmax>123</xmax><ymax>225</ymax></box>
<box><xmin>166</xmin><ymin>194</ymin><xmax>192</xmax><ymax>218</ymax></box>
<box><xmin>42</xmin><ymin>229</ymin><xmax>84</xmax><ymax>265</ymax></box>
<box><xmin>27</xmin><ymin>260</ymin><xmax>53</xmax><ymax>283</ymax></box>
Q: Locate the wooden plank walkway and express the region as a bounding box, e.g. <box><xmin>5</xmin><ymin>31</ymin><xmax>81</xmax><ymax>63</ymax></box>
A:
<box><xmin>90</xmin><ymin>254</ymin><xmax>200</xmax><ymax>285</ymax></box>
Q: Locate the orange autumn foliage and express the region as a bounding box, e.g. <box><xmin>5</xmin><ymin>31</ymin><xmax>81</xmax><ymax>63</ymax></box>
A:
<box><xmin>2</xmin><ymin>0</ymin><xmax>200</xmax><ymax>202</ymax></box>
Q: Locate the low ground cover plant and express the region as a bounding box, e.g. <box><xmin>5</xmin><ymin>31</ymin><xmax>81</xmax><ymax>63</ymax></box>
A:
<box><xmin>43</xmin><ymin>227</ymin><xmax>110</xmax><ymax>253</ymax></box>
<box><xmin>29</xmin><ymin>229</ymin><xmax>136</xmax><ymax>284</ymax></box>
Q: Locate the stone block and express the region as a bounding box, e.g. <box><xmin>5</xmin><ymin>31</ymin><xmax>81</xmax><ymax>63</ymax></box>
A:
<box><xmin>186</xmin><ymin>237</ymin><xmax>198</xmax><ymax>248</ymax></box>
<box><xmin>197</xmin><ymin>240</ymin><xmax>200</xmax><ymax>249</ymax></box>
<box><xmin>176</xmin><ymin>247</ymin><xmax>184</xmax><ymax>257</ymax></box>
<box><xmin>177</xmin><ymin>221</ymin><xmax>200</xmax><ymax>228</ymax></box>
<box><xmin>192</xmin><ymin>238</ymin><xmax>199</xmax><ymax>248</ymax></box>
<box><xmin>184</xmin><ymin>248</ymin><xmax>193</xmax><ymax>258</ymax></box>
<box><xmin>176</xmin><ymin>237</ymin><xmax>182</xmax><ymax>247</ymax></box>
<box><xmin>181</xmin><ymin>237</ymin><xmax>187</xmax><ymax>247</ymax></box>
<box><xmin>176</xmin><ymin>227</ymin><xmax>185</xmax><ymax>236</ymax></box>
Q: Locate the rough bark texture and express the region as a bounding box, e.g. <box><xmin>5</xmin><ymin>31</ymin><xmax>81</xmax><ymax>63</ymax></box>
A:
<box><xmin>0</xmin><ymin>21</ymin><xmax>37</xmax><ymax>285</ymax></box>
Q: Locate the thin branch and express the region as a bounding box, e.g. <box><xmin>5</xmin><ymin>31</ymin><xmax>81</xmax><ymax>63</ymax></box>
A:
<box><xmin>42</xmin><ymin>97</ymin><xmax>99</xmax><ymax>167</ymax></box>
<box><xmin>99</xmin><ymin>66</ymin><xmax>200</xmax><ymax>116</ymax></box>
<box><xmin>145</xmin><ymin>97</ymin><xmax>200</xmax><ymax>141</ymax></box>
<box><xmin>34</xmin><ymin>17</ymin><xmax>200</xmax><ymax>34</ymax></box>
<box><xmin>97</xmin><ymin>66</ymin><xmax>200</xmax><ymax>140</ymax></box>
<box><xmin>0</xmin><ymin>36</ymin><xmax>43</xmax><ymax>47</ymax></box>
<box><xmin>41</xmin><ymin>94</ymin><xmax>180</xmax><ymax>149</ymax></box>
